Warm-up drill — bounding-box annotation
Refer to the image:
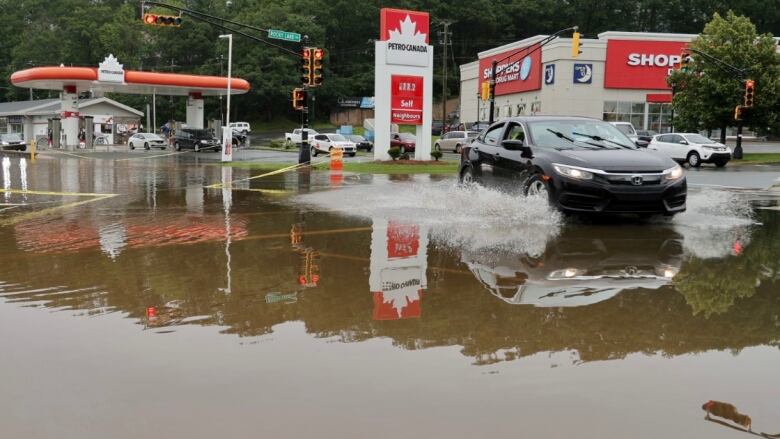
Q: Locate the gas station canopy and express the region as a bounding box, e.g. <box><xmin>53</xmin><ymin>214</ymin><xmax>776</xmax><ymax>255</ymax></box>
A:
<box><xmin>11</xmin><ymin>66</ymin><xmax>250</xmax><ymax>96</ymax></box>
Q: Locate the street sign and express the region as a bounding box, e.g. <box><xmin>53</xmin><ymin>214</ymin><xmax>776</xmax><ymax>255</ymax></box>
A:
<box><xmin>268</xmin><ymin>29</ymin><xmax>301</xmax><ymax>42</ymax></box>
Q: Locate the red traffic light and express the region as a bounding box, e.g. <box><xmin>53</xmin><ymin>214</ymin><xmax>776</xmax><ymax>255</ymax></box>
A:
<box><xmin>144</xmin><ymin>14</ymin><xmax>157</xmax><ymax>24</ymax></box>
<box><xmin>313</xmin><ymin>48</ymin><xmax>324</xmax><ymax>60</ymax></box>
<box><xmin>302</xmin><ymin>48</ymin><xmax>311</xmax><ymax>59</ymax></box>
<box><xmin>143</xmin><ymin>13</ymin><xmax>182</xmax><ymax>27</ymax></box>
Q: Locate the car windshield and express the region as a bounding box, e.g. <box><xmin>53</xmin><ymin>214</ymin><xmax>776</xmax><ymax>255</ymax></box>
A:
<box><xmin>1</xmin><ymin>134</ymin><xmax>22</xmax><ymax>142</ymax></box>
<box><xmin>398</xmin><ymin>133</ymin><xmax>415</xmax><ymax>140</ymax></box>
<box><xmin>329</xmin><ymin>134</ymin><xmax>347</xmax><ymax>141</ymax></box>
<box><xmin>349</xmin><ymin>135</ymin><xmax>364</xmax><ymax>141</ymax></box>
<box><xmin>684</xmin><ymin>134</ymin><xmax>717</xmax><ymax>144</ymax></box>
<box><xmin>527</xmin><ymin>120</ymin><xmax>635</xmax><ymax>150</ymax></box>
<box><xmin>614</xmin><ymin>124</ymin><xmax>636</xmax><ymax>135</ymax></box>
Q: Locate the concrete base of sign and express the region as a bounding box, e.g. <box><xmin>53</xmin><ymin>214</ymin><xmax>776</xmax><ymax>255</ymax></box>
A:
<box><xmin>373</xmin><ymin>41</ymin><xmax>434</xmax><ymax>161</ymax></box>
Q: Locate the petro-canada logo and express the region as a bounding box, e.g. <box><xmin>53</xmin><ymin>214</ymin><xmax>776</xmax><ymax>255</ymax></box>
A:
<box><xmin>380</xmin><ymin>8</ymin><xmax>430</xmax><ymax>67</ymax></box>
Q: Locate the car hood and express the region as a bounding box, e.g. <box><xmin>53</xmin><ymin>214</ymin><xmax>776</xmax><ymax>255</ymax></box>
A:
<box><xmin>555</xmin><ymin>148</ymin><xmax>675</xmax><ymax>172</ymax></box>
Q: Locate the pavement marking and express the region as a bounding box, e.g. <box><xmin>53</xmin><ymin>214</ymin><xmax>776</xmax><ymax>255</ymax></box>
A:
<box><xmin>41</xmin><ymin>150</ymin><xmax>94</xmax><ymax>160</ymax></box>
<box><xmin>0</xmin><ymin>188</ymin><xmax>119</xmax><ymax>197</ymax></box>
<box><xmin>115</xmin><ymin>150</ymin><xmax>192</xmax><ymax>162</ymax></box>
<box><xmin>206</xmin><ymin>157</ymin><xmax>333</xmax><ymax>189</ymax></box>
<box><xmin>0</xmin><ymin>194</ymin><xmax>117</xmax><ymax>226</ymax></box>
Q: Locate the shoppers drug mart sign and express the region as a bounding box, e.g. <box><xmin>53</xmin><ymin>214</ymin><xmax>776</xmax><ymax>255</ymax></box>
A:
<box><xmin>478</xmin><ymin>44</ymin><xmax>542</xmax><ymax>96</ymax></box>
<box><xmin>605</xmin><ymin>39</ymin><xmax>689</xmax><ymax>89</ymax></box>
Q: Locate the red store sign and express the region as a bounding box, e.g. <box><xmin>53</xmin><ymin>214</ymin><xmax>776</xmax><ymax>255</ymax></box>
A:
<box><xmin>605</xmin><ymin>39</ymin><xmax>689</xmax><ymax>90</ymax></box>
<box><xmin>391</xmin><ymin>75</ymin><xmax>423</xmax><ymax>125</ymax></box>
<box><xmin>478</xmin><ymin>43</ymin><xmax>541</xmax><ymax>96</ymax></box>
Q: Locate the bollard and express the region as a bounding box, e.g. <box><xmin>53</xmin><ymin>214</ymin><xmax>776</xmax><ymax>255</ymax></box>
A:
<box><xmin>330</xmin><ymin>147</ymin><xmax>343</xmax><ymax>171</ymax></box>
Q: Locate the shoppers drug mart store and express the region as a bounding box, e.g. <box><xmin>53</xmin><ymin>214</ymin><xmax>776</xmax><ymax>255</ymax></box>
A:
<box><xmin>460</xmin><ymin>32</ymin><xmax>694</xmax><ymax>133</ymax></box>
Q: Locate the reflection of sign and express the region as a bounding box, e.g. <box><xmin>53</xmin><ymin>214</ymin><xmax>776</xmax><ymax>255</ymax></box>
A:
<box><xmin>544</xmin><ymin>64</ymin><xmax>555</xmax><ymax>85</ymax></box>
<box><xmin>478</xmin><ymin>44</ymin><xmax>542</xmax><ymax>96</ymax></box>
<box><xmin>97</xmin><ymin>54</ymin><xmax>125</xmax><ymax>83</ymax></box>
<box><xmin>265</xmin><ymin>292</ymin><xmax>298</xmax><ymax>304</ymax></box>
<box><xmin>573</xmin><ymin>64</ymin><xmax>593</xmax><ymax>84</ymax></box>
<box><xmin>380</xmin><ymin>9</ymin><xmax>430</xmax><ymax>67</ymax></box>
<box><xmin>373</xmin><ymin>266</ymin><xmax>423</xmax><ymax>320</ymax></box>
<box><xmin>605</xmin><ymin>39</ymin><xmax>688</xmax><ymax>89</ymax></box>
<box><xmin>387</xmin><ymin>221</ymin><xmax>419</xmax><ymax>259</ymax></box>
<box><xmin>391</xmin><ymin>75</ymin><xmax>424</xmax><ymax>125</ymax></box>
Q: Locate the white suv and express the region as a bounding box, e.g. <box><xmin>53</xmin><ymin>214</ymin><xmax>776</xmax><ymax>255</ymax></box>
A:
<box><xmin>310</xmin><ymin>133</ymin><xmax>357</xmax><ymax>157</ymax></box>
<box><xmin>229</xmin><ymin>122</ymin><xmax>251</xmax><ymax>134</ymax></box>
<box><xmin>648</xmin><ymin>133</ymin><xmax>731</xmax><ymax>168</ymax></box>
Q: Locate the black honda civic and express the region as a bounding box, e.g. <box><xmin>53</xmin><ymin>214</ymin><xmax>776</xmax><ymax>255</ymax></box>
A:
<box><xmin>459</xmin><ymin>116</ymin><xmax>686</xmax><ymax>215</ymax></box>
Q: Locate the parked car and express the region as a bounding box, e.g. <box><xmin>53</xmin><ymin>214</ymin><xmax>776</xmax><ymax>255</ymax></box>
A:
<box><xmin>390</xmin><ymin>132</ymin><xmax>416</xmax><ymax>153</ymax></box>
<box><xmin>609</xmin><ymin>121</ymin><xmax>639</xmax><ymax>143</ymax></box>
<box><xmin>470</xmin><ymin>122</ymin><xmax>490</xmax><ymax>132</ymax></box>
<box><xmin>347</xmin><ymin>134</ymin><xmax>373</xmax><ymax>152</ymax></box>
<box><xmin>636</xmin><ymin>130</ymin><xmax>657</xmax><ymax>142</ymax></box>
<box><xmin>0</xmin><ymin>133</ymin><xmax>26</xmax><ymax>151</ymax></box>
<box><xmin>435</xmin><ymin>130</ymin><xmax>479</xmax><ymax>153</ymax></box>
<box><xmin>128</xmin><ymin>132</ymin><xmax>167</xmax><ymax>150</ymax></box>
<box><xmin>431</xmin><ymin>120</ymin><xmax>444</xmax><ymax>136</ymax></box>
<box><xmin>229</xmin><ymin>122</ymin><xmax>251</xmax><ymax>134</ymax></box>
<box><xmin>285</xmin><ymin>128</ymin><xmax>318</xmax><ymax>145</ymax></box>
<box><xmin>310</xmin><ymin>133</ymin><xmax>357</xmax><ymax>157</ymax></box>
<box><xmin>459</xmin><ymin>116</ymin><xmax>687</xmax><ymax>216</ymax></box>
<box><xmin>648</xmin><ymin>133</ymin><xmax>731</xmax><ymax>168</ymax></box>
<box><xmin>173</xmin><ymin>128</ymin><xmax>220</xmax><ymax>152</ymax></box>
<box><xmin>447</xmin><ymin>122</ymin><xmax>466</xmax><ymax>132</ymax></box>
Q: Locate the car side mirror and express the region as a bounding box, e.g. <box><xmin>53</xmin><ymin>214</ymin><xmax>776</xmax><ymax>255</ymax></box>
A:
<box><xmin>501</xmin><ymin>139</ymin><xmax>524</xmax><ymax>150</ymax></box>
<box><xmin>678</xmin><ymin>140</ymin><xmax>688</xmax><ymax>145</ymax></box>
<box><xmin>635</xmin><ymin>140</ymin><xmax>648</xmax><ymax>147</ymax></box>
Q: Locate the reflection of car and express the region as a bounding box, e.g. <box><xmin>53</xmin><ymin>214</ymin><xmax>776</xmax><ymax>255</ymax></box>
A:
<box><xmin>435</xmin><ymin>130</ymin><xmax>479</xmax><ymax>153</ymax></box>
<box><xmin>229</xmin><ymin>121</ymin><xmax>251</xmax><ymax>134</ymax></box>
<box><xmin>0</xmin><ymin>133</ymin><xmax>26</xmax><ymax>151</ymax></box>
<box><xmin>648</xmin><ymin>133</ymin><xmax>732</xmax><ymax>168</ymax></box>
<box><xmin>128</xmin><ymin>133</ymin><xmax>167</xmax><ymax>150</ymax></box>
<box><xmin>347</xmin><ymin>134</ymin><xmax>373</xmax><ymax>152</ymax></box>
<box><xmin>636</xmin><ymin>130</ymin><xmax>656</xmax><ymax>142</ymax></box>
<box><xmin>470</xmin><ymin>122</ymin><xmax>490</xmax><ymax>132</ymax></box>
<box><xmin>391</xmin><ymin>132</ymin><xmax>416</xmax><ymax>153</ymax></box>
<box><xmin>609</xmin><ymin>121</ymin><xmax>639</xmax><ymax>143</ymax></box>
<box><xmin>310</xmin><ymin>133</ymin><xmax>357</xmax><ymax>157</ymax></box>
<box><xmin>459</xmin><ymin>116</ymin><xmax>687</xmax><ymax>216</ymax></box>
<box><xmin>173</xmin><ymin>128</ymin><xmax>219</xmax><ymax>152</ymax></box>
<box><xmin>462</xmin><ymin>226</ymin><xmax>684</xmax><ymax>308</ymax></box>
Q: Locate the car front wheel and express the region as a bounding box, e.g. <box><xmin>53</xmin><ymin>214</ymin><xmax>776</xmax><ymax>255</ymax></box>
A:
<box><xmin>129</xmin><ymin>142</ymin><xmax>135</xmax><ymax>150</ymax></box>
<box><xmin>687</xmin><ymin>151</ymin><xmax>701</xmax><ymax>168</ymax></box>
<box><xmin>311</xmin><ymin>146</ymin><xmax>318</xmax><ymax>157</ymax></box>
<box><xmin>174</xmin><ymin>142</ymin><xmax>181</xmax><ymax>151</ymax></box>
<box><xmin>459</xmin><ymin>164</ymin><xmax>476</xmax><ymax>185</ymax></box>
<box><xmin>144</xmin><ymin>142</ymin><xmax>150</xmax><ymax>150</ymax></box>
<box><xmin>455</xmin><ymin>144</ymin><xmax>462</xmax><ymax>154</ymax></box>
<box><xmin>524</xmin><ymin>174</ymin><xmax>551</xmax><ymax>201</ymax></box>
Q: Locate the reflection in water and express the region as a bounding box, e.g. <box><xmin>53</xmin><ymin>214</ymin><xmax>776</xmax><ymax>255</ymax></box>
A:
<box><xmin>702</xmin><ymin>400</ymin><xmax>780</xmax><ymax>438</ymax></box>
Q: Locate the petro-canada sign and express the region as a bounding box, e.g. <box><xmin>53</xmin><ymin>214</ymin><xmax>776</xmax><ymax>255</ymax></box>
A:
<box><xmin>380</xmin><ymin>9</ymin><xmax>430</xmax><ymax>67</ymax></box>
<box><xmin>98</xmin><ymin>54</ymin><xmax>125</xmax><ymax>83</ymax></box>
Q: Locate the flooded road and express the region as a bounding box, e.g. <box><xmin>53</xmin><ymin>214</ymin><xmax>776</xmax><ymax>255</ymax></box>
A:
<box><xmin>1</xmin><ymin>154</ymin><xmax>779</xmax><ymax>438</ymax></box>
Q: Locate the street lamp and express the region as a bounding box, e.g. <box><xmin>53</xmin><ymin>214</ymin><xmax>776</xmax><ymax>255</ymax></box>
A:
<box><xmin>219</xmin><ymin>33</ymin><xmax>233</xmax><ymax>162</ymax></box>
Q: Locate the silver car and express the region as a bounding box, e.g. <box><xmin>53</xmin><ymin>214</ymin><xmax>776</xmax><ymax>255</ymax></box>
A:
<box><xmin>434</xmin><ymin>130</ymin><xmax>478</xmax><ymax>153</ymax></box>
<box><xmin>128</xmin><ymin>133</ymin><xmax>167</xmax><ymax>150</ymax></box>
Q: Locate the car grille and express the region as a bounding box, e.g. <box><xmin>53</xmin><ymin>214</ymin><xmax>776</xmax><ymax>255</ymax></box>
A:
<box><xmin>597</xmin><ymin>171</ymin><xmax>665</xmax><ymax>186</ymax></box>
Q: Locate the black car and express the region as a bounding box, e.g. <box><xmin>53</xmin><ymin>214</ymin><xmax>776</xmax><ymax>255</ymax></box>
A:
<box><xmin>459</xmin><ymin>116</ymin><xmax>687</xmax><ymax>216</ymax></box>
<box><xmin>0</xmin><ymin>133</ymin><xmax>26</xmax><ymax>151</ymax></box>
<box><xmin>173</xmin><ymin>128</ymin><xmax>220</xmax><ymax>152</ymax></box>
<box><xmin>635</xmin><ymin>130</ymin><xmax>657</xmax><ymax>147</ymax></box>
<box><xmin>347</xmin><ymin>134</ymin><xmax>373</xmax><ymax>152</ymax></box>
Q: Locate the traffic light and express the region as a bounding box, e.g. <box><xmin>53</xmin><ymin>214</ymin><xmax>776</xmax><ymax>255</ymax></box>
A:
<box><xmin>680</xmin><ymin>49</ymin><xmax>692</xmax><ymax>72</ymax></box>
<box><xmin>734</xmin><ymin>105</ymin><xmax>743</xmax><ymax>121</ymax></box>
<box><xmin>480</xmin><ymin>81</ymin><xmax>490</xmax><ymax>101</ymax></box>
<box><xmin>301</xmin><ymin>47</ymin><xmax>312</xmax><ymax>86</ymax></box>
<box><xmin>571</xmin><ymin>32</ymin><xmax>581</xmax><ymax>58</ymax></box>
<box><xmin>744</xmin><ymin>79</ymin><xmax>755</xmax><ymax>107</ymax></box>
<box><xmin>292</xmin><ymin>88</ymin><xmax>307</xmax><ymax>110</ymax></box>
<box><xmin>143</xmin><ymin>13</ymin><xmax>182</xmax><ymax>27</ymax></box>
<box><xmin>312</xmin><ymin>48</ymin><xmax>324</xmax><ymax>86</ymax></box>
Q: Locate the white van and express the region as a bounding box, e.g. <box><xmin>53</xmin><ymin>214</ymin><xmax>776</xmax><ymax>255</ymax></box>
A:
<box><xmin>229</xmin><ymin>122</ymin><xmax>251</xmax><ymax>134</ymax></box>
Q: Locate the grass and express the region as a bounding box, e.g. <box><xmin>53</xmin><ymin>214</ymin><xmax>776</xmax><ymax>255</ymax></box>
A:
<box><xmin>227</xmin><ymin>159</ymin><xmax>459</xmax><ymax>174</ymax></box>
<box><xmin>732</xmin><ymin>153</ymin><xmax>780</xmax><ymax>165</ymax></box>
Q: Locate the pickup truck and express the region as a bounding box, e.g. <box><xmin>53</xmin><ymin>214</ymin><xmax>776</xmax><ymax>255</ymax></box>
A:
<box><xmin>285</xmin><ymin>128</ymin><xmax>319</xmax><ymax>145</ymax></box>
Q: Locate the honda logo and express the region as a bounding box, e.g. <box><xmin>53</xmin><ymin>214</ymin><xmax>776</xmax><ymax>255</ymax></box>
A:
<box><xmin>631</xmin><ymin>175</ymin><xmax>644</xmax><ymax>186</ymax></box>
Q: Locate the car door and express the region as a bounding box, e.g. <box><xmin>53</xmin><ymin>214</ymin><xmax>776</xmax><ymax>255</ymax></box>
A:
<box><xmin>472</xmin><ymin>123</ymin><xmax>505</xmax><ymax>183</ymax></box>
<box><xmin>438</xmin><ymin>132</ymin><xmax>451</xmax><ymax>151</ymax></box>
<box><xmin>664</xmin><ymin>134</ymin><xmax>687</xmax><ymax>160</ymax></box>
<box><xmin>449</xmin><ymin>132</ymin><xmax>465</xmax><ymax>152</ymax></box>
<box><xmin>492</xmin><ymin>122</ymin><xmax>531</xmax><ymax>189</ymax></box>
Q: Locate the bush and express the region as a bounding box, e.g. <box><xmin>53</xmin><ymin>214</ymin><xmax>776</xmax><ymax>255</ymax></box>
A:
<box><xmin>431</xmin><ymin>150</ymin><xmax>443</xmax><ymax>161</ymax></box>
<box><xmin>388</xmin><ymin>147</ymin><xmax>401</xmax><ymax>160</ymax></box>
<box><xmin>269</xmin><ymin>139</ymin><xmax>286</xmax><ymax>149</ymax></box>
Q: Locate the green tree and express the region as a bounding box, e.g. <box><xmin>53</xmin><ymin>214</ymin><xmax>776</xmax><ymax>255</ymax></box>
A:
<box><xmin>668</xmin><ymin>11</ymin><xmax>780</xmax><ymax>141</ymax></box>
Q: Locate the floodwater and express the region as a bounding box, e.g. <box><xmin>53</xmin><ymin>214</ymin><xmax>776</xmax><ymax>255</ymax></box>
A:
<box><xmin>1</xmin><ymin>154</ymin><xmax>779</xmax><ymax>439</ymax></box>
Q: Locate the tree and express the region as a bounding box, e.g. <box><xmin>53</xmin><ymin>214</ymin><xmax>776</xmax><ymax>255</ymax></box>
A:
<box><xmin>668</xmin><ymin>11</ymin><xmax>780</xmax><ymax>142</ymax></box>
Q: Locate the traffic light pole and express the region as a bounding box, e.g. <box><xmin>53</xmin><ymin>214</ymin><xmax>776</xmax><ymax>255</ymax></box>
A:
<box><xmin>299</xmin><ymin>92</ymin><xmax>311</xmax><ymax>164</ymax></box>
<box><xmin>487</xmin><ymin>26</ymin><xmax>578</xmax><ymax>125</ymax></box>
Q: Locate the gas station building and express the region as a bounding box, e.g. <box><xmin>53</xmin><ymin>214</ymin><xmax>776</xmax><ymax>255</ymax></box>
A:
<box><xmin>10</xmin><ymin>55</ymin><xmax>249</xmax><ymax>149</ymax></box>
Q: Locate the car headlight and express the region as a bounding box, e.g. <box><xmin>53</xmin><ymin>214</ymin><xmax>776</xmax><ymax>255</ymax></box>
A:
<box><xmin>548</xmin><ymin>268</ymin><xmax>586</xmax><ymax>279</ymax></box>
<box><xmin>552</xmin><ymin>164</ymin><xmax>593</xmax><ymax>180</ymax></box>
<box><xmin>201</xmin><ymin>140</ymin><xmax>209</xmax><ymax>144</ymax></box>
<box><xmin>664</xmin><ymin>164</ymin><xmax>684</xmax><ymax>181</ymax></box>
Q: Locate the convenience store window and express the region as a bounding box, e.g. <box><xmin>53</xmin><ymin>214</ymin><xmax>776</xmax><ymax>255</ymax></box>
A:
<box><xmin>648</xmin><ymin>103</ymin><xmax>673</xmax><ymax>133</ymax></box>
<box><xmin>603</xmin><ymin>101</ymin><xmax>644</xmax><ymax>130</ymax></box>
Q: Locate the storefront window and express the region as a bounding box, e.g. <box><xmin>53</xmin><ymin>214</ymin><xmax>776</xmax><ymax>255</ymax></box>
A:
<box><xmin>603</xmin><ymin>101</ymin><xmax>645</xmax><ymax>129</ymax></box>
<box><xmin>0</xmin><ymin>117</ymin><xmax>7</xmax><ymax>133</ymax></box>
<box><xmin>647</xmin><ymin>103</ymin><xmax>672</xmax><ymax>133</ymax></box>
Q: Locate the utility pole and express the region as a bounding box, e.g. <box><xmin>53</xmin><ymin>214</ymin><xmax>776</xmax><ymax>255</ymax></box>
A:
<box><xmin>438</xmin><ymin>21</ymin><xmax>453</xmax><ymax>131</ymax></box>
